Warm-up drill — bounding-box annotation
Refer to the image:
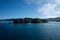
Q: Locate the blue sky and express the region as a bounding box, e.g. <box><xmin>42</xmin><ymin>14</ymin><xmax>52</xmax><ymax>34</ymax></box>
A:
<box><xmin>0</xmin><ymin>0</ymin><xmax>60</xmax><ymax>19</ymax></box>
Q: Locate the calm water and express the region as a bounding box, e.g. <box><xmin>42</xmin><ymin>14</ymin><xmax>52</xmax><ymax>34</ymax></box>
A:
<box><xmin>0</xmin><ymin>22</ymin><xmax>60</xmax><ymax>40</ymax></box>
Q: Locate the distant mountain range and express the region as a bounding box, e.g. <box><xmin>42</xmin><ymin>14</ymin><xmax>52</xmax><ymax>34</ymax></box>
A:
<box><xmin>0</xmin><ymin>18</ymin><xmax>21</xmax><ymax>21</ymax></box>
<box><xmin>0</xmin><ymin>17</ymin><xmax>60</xmax><ymax>22</ymax></box>
<box><xmin>0</xmin><ymin>19</ymin><xmax>14</xmax><ymax>21</ymax></box>
<box><xmin>45</xmin><ymin>17</ymin><xmax>60</xmax><ymax>22</ymax></box>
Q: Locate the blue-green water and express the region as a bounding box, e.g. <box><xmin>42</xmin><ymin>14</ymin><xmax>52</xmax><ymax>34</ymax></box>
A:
<box><xmin>0</xmin><ymin>22</ymin><xmax>60</xmax><ymax>40</ymax></box>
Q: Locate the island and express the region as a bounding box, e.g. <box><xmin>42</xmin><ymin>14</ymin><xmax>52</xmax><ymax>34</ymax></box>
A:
<box><xmin>13</xmin><ymin>18</ymin><xmax>48</xmax><ymax>23</ymax></box>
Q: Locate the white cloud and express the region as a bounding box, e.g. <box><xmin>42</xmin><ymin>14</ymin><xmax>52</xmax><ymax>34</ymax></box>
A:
<box><xmin>37</xmin><ymin>0</ymin><xmax>60</xmax><ymax>18</ymax></box>
<box><xmin>37</xmin><ymin>3</ymin><xmax>57</xmax><ymax>14</ymax></box>
<box><xmin>43</xmin><ymin>16</ymin><xmax>58</xmax><ymax>18</ymax></box>
<box><xmin>55</xmin><ymin>0</ymin><xmax>60</xmax><ymax>4</ymax></box>
<box><xmin>25</xmin><ymin>0</ymin><xmax>60</xmax><ymax>18</ymax></box>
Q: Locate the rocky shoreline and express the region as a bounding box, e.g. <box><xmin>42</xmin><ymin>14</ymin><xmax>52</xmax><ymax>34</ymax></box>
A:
<box><xmin>13</xmin><ymin>18</ymin><xmax>48</xmax><ymax>23</ymax></box>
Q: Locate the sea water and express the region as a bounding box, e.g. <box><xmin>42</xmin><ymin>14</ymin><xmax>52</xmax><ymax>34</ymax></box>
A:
<box><xmin>0</xmin><ymin>22</ymin><xmax>60</xmax><ymax>40</ymax></box>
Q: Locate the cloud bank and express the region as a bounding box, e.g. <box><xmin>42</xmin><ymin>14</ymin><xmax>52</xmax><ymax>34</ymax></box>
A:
<box><xmin>25</xmin><ymin>0</ymin><xmax>60</xmax><ymax>18</ymax></box>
